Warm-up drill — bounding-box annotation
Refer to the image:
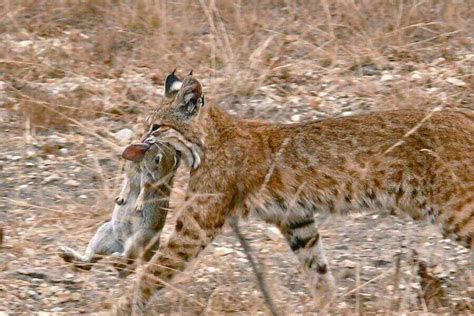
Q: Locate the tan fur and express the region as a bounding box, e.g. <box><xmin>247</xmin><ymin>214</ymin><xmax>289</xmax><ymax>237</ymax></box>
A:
<box><xmin>115</xmin><ymin>73</ymin><xmax>473</xmax><ymax>314</ymax></box>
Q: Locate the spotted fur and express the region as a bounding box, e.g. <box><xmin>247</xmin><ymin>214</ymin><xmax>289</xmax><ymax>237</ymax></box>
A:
<box><xmin>115</xmin><ymin>72</ymin><xmax>473</xmax><ymax>314</ymax></box>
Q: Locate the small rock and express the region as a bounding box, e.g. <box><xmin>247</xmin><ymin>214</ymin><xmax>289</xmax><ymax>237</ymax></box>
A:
<box><xmin>55</xmin><ymin>292</ymin><xmax>71</xmax><ymax>303</ymax></box>
<box><xmin>341</xmin><ymin>111</ymin><xmax>353</xmax><ymax>117</ymax></box>
<box><xmin>446</xmin><ymin>77</ymin><xmax>466</xmax><ymax>87</ymax></box>
<box><xmin>204</xmin><ymin>267</ymin><xmax>220</xmax><ymax>274</ymax></box>
<box><xmin>50</xmin><ymin>286</ymin><xmax>60</xmax><ymax>293</ymax></box>
<box><xmin>381</xmin><ymin>73</ymin><xmax>394</xmax><ymax>81</ymax></box>
<box><xmin>17</xmin><ymin>40</ymin><xmax>33</xmax><ymax>47</ymax></box>
<box><xmin>264</xmin><ymin>227</ymin><xmax>282</xmax><ymax>241</ymax></box>
<box><xmin>341</xmin><ymin>259</ymin><xmax>357</xmax><ymax>268</ymax></box>
<box><xmin>42</xmin><ymin>174</ymin><xmax>60</xmax><ymax>184</ymax></box>
<box><xmin>290</xmin><ymin>114</ymin><xmax>301</xmax><ymax>122</ymax></box>
<box><xmin>410</xmin><ymin>71</ymin><xmax>423</xmax><ymax>80</ymax></box>
<box><xmin>23</xmin><ymin>248</ymin><xmax>36</xmax><ymax>257</ymax></box>
<box><xmin>431</xmin><ymin>57</ymin><xmax>445</xmax><ymax>65</ymax></box>
<box><xmin>70</xmin><ymin>292</ymin><xmax>81</xmax><ymax>301</ymax></box>
<box><xmin>64</xmin><ymin>179</ymin><xmax>80</xmax><ymax>187</ymax></box>
<box><xmin>410</xmin><ymin>282</ymin><xmax>421</xmax><ymax>290</ymax></box>
<box><xmin>26</xmin><ymin>150</ymin><xmax>36</xmax><ymax>158</ymax></box>
<box><xmin>114</xmin><ymin>128</ymin><xmax>134</xmax><ymax>143</ymax></box>
<box><xmin>457</xmin><ymin>248</ymin><xmax>468</xmax><ymax>254</ymax></box>
<box><xmin>214</xmin><ymin>247</ymin><xmax>234</xmax><ymax>256</ymax></box>
<box><xmin>28</xmin><ymin>290</ymin><xmax>41</xmax><ymax>300</ymax></box>
<box><xmin>359</xmin><ymin>65</ymin><xmax>380</xmax><ymax>76</ymax></box>
<box><xmin>39</xmin><ymin>286</ymin><xmax>52</xmax><ymax>296</ymax></box>
<box><xmin>59</xmin><ymin>148</ymin><xmax>69</xmax><ymax>155</ymax></box>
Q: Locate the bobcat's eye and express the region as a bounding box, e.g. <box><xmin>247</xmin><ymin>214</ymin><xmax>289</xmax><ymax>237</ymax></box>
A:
<box><xmin>150</xmin><ymin>124</ymin><xmax>161</xmax><ymax>132</ymax></box>
<box><xmin>155</xmin><ymin>154</ymin><xmax>162</xmax><ymax>165</ymax></box>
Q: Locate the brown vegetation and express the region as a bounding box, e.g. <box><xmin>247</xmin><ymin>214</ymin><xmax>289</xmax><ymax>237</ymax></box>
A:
<box><xmin>0</xmin><ymin>0</ymin><xmax>472</xmax><ymax>314</ymax></box>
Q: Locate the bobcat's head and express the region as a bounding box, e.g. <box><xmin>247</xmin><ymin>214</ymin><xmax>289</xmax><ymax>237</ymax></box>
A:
<box><xmin>142</xmin><ymin>70</ymin><xmax>205</xmax><ymax>169</ymax></box>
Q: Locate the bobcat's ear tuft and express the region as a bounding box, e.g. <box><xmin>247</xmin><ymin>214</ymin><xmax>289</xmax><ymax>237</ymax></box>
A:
<box><xmin>178</xmin><ymin>77</ymin><xmax>204</xmax><ymax>118</ymax></box>
<box><xmin>165</xmin><ymin>69</ymin><xmax>182</xmax><ymax>98</ymax></box>
<box><xmin>122</xmin><ymin>143</ymin><xmax>151</xmax><ymax>162</ymax></box>
<box><xmin>188</xmin><ymin>70</ymin><xmax>193</xmax><ymax>76</ymax></box>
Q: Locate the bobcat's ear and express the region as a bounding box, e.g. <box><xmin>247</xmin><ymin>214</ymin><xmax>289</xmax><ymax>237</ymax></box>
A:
<box><xmin>177</xmin><ymin>76</ymin><xmax>205</xmax><ymax>118</ymax></box>
<box><xmin>122</xmin><ymin>143</ymin><xmax>151</xmax><ymax>161</ymax></box>
<box><xmin>165</xmin><ymin>69</ymin><xmax>182</xmax><ymax>98</ymax></box>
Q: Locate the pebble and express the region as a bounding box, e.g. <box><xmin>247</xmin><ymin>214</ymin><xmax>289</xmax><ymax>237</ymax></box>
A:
<box><xmin>59</xmin><ymin>148</ymin><xmax>69</xmax><ymax>155</ymax></box>
<box><xmin>341</xmin><ymin>259</ymin><xmax>357</xmax><ymax>268</ymax></box>
<box><xmin>55</xmin><ymin>292</ymin><xmax>71</xmax><ymax>303</ymax></box>
<box><xmin>26</xmin><ymin>150</ymin><xmax>36</xmax><ymax>158</ymax></box>
<box><xmin>70</xmin><ymin>292</ymin><xmax>82</xmax><ymax>301</ymax></box>
<box><xmin>431</xmin><ymin>57</ymin><xmax>445</xmax><ymax>65</ymax></box>
<box><xmin>410</xmin><ymin>71</ymin><xmax>423</xmax><ymax>80</ymax></box>
<box><xmin>23</xmin><ymin>248</ymin><xmax>36</xmax><ymax>257</ymax></box>
<box><xmin>214</xmin><ymin>247</ymin><xmax>234</xmax><ymax>256</ymax></box>
<box><xmin>290</xmin><ymin>114</ymin><xmax>301</xmax><ymax>122</ymax></box>
<box><xmin>264</xmin><ymin>227</ymin><xmax>282</xmax><ymax>241</ymax></box>
<box><xmin>114</xmin><ymin>128</ymin><xmax>134</xmax><ymax>143</ymax></box>
<box><xmin>380</xmin><ymin>73</ymin><xmax>394</xmax><ymax>81</ymax></box>
<box><xmin>42</xmin><ymin>174</ymin><xmax>60</xmax><ymax>184</ymax></box>
<box><xmin>446</xmin><ymin>77</ymin><xmax>466</xmax><ymax>87</ymax></box>
<box><xmin>64</xmin><ymin>179</ymin><xmax>80</xmax><ymax>187</ymax></box>
<box><xmin>410</xmin><ymin>283</ymin><xmax>421</xmax><ymax>290</ymax></box>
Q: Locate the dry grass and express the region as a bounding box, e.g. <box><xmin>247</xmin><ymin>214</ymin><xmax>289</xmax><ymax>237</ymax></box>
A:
<box><xmin>1</xmin><ymin>0</ymin><xmax>473</xmax><ymax>315</ymax></box>
<box><xmin>1</xmin><ymin>0</ymin><xmax>473</xmax><ymax>127</ymax></box>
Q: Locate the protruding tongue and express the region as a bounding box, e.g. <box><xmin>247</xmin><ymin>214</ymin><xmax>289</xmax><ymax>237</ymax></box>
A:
<box><xmin>121</xmin><ymin>143</ymin><xmax>151</xmax><ymax>161</ymax></box>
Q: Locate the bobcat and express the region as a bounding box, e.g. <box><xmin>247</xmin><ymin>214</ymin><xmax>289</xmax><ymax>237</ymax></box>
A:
<box><xmin>58</xmin><ymin>141</ymin><xmax>179</xmax><ymax>275</ymax></box>
<box><xmin>115</xmin><ymin>71</ymin><xmax>473</xmax><ymax>314</ymax></box>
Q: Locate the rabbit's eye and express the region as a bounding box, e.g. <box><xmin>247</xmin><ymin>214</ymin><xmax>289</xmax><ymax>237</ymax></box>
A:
<box><xmin>155</xmin><ymin>154</ymin><xmax>162</xmax><ymax>164</ymax></box>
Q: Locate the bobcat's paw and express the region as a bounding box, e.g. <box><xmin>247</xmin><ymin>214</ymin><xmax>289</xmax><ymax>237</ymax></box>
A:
<box><xmin>115</xmin><ymin>295</ymin><xmax>147</xmax><ymax>316</ymax></box>
<box><xmin>115</xmin><ymin>195</ymin><xmax>126</xmax><ymax>205</ymax></box>
<box><xmin>114</xmin><ymin>296</ymin><xmax>132</xmax><ymax>316</ymax></box>
<box><xmin>309</xmin><ymin>270</ymin><xmax>336</xmax><ymax>307</ymax></box>
<box><xmin>134</xmin><ymin>201</ymin><xmax>144</xmax><ymax>213</ymax></box>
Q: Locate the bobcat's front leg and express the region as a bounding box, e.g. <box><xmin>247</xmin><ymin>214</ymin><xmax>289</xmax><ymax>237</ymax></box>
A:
<box><xmin>115</xmin><ymin>194</ymin><xmax>230</xmax><ymax>315</ymax></box>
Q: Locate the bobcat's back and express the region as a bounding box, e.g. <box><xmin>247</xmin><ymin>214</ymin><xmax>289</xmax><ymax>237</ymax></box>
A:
<box><xmin>242</xmin><ymin>110</ymin><xmax>473</xmax><ymax>247</ymax></box>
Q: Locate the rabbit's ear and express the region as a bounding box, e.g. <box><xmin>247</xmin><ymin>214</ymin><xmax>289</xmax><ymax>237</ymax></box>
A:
<box><xmin>122</xmin><ymin>143</ymin><xmax>151</xmax><ymax>161</ymax></box>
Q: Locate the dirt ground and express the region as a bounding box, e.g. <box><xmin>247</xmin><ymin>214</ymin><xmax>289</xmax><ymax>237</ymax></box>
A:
<box><xmin>1</xmin><ymin>1</ymin><xmax>473</xmax><ymax>315</ymax></box>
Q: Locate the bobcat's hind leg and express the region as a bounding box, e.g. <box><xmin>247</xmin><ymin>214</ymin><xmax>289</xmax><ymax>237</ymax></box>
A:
<box><xmin>279</xmin><ymin>215</ymin><xmax>336</xmax><ymax>306</ymax></box>
<box><xmin>58</xmin><ymin>221</ymin><xmax>123</xmax><ymax>270</ymax></box>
